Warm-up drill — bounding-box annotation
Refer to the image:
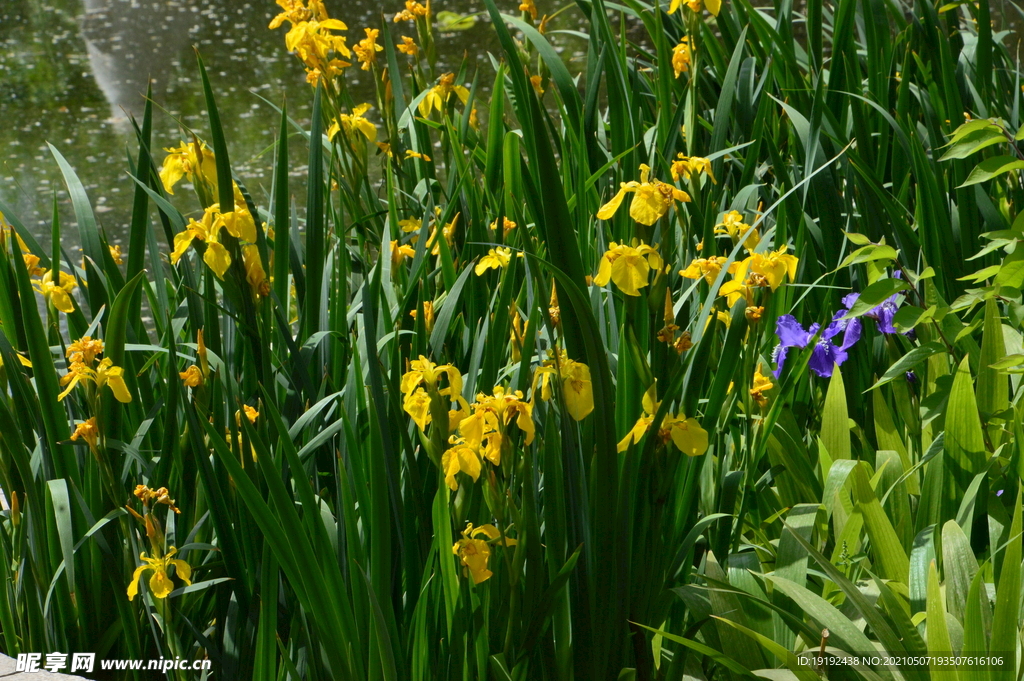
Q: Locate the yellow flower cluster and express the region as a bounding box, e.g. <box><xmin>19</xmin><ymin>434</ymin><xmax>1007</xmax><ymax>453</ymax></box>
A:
<box><xmin>441</xmin><ymin>387</ymin><xmax>534</xmax><ymax>491</ymax></box>
<box><xmin>353</xmin><ymin>28</ymin><xmax>383</xmax><ymax>70</ymax></box>
<box><xmin>532</xmin><ymin>349</ymin><xmax>594</xmax><ymax>421</ymax></box>
<box><xmin>672</xmin><ymin>37</ymin><xmax>692</xmax><ymax>77</ymax></box>
<box><xmin>159</xmin><ymin>140</ymin><xmax>217</xmax><ymax>197</ymax></box>
<box><xmin>400</xmin><ymin>352</ymin><xmax>594</xmax><ymax>488</ymax></box>
<box><xmin>327</xmin><ymin>103</ymin><xmax>377</xmax><ymax>142</ymax></box>
<box><xmin>270</xmin><ymin>0</ymin><xmax>351</xmax><ymax>85</ymax></box>
<box><xmin>680</xmin><ymin>214</ymin><xmax>799</xmax><ymax>308</ymax></box>
<box><xmin>670</xmin><ymin>153</ymin><xmax>715</xmax><ymax>184</ymax></box>
<box><xmin>401</xmin><ymin>356</ymin><xmax>464</xmax><ymax>432</ymax></box>
<box><xmin>617</xmin><ymin>384</ymin><xmax>708</xmax><ymax>456</ymax></box>
<box><xmin>127</xmin><ymin>547</ymin><xmax>192</xmax><ymax>601</ymax></box>
<box><xmin>134</xmin><ymin>485</ymin><xmax>181</xmax><ymax>514</ymax></box>
<box><xmin>170</xmin><ymin>193</ymin><xmax>266</xmax><ymax>297</ymax></box>
<box><xmin>452</xmin><ymin>523</ymin><xmax>516</xmax><ymax>584</ymax></box>
<box><xmin>58</xmin><ymin>337</ymin><xmax>131</xmax><ymax>403</ymax></box>
<box><xmin>596</xmin><ymin>164</ymin><xmax>690</xmax><ymax>225</ymax></box>
<box><xmin>397</xmin><ymin>209</ymin><xmax>458</xmax><ymax>261</ymax></box>
<box><xmin>594</xmin><ymin>240</ymin><xmax>663</xmax><ymax>296</ymax></box>
<box><xmin>419</xmin><ymin>73</ymin><xmax>470</xmax><ymax>117</ymax></box>
<box><xmin>32</xmin><ymin>269</ymin><xmax>78</xmax><ymax>314</ymax></box>
<box><xmin>394</xmin><ymin>0</ymin><xmax>429</xmax><ymax>22</ymax></box>
<box><xmin>668</xmin><ymin>0</ymin><xmax>721</xmax><ymax>15</ymax></box>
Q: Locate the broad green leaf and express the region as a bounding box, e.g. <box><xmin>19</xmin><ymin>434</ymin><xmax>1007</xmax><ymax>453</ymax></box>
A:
<box><xmin>822</xmin><ymin>366</ymin><xmax>850</xmax><ymax>460</ymax></box>
<box><xmin>958</xmin><ymin>155</ymin><xmax>1024</xmax><ymax>187</ymax></box>
<box><xmin>943</xmin><ymin>356</ymin><xmax>987</xmax><ymax>492</ymax></box>
<box><xmin>852</xmin><ymin>463</ymin><xmax>910</xmax><ymax>583</ymax></box>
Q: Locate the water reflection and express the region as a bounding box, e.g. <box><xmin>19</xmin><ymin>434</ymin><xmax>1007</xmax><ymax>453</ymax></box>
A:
<box><xmin>0</xmin><ymin>0</ymin><xmax>576</xmax><ymax>246</ymax></box>
<box><xmin>79</xmin><ymin>0</ymin><xmax>193</xmax><ymax>122</ymax></box>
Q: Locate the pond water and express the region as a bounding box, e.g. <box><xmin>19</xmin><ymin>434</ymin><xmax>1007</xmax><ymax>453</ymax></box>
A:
<box><xmin>4</xmin><ymin>0</ymin><xmax>1023</xmax><ymax>251</ymax></box>
<box><xmin>0</xmin><ymin>0</ymin><xmax>535</xmax><ymax>246</ymax></box>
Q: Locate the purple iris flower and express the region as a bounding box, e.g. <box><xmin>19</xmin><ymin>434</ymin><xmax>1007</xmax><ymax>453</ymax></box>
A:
<box><xmin>842</xmin><ymin>272</ymin><xmax>903</xmax><ymax>335</ymax></box>
<box><xmin>772</xmin><ymin>310</ymin><xmax>863</xmax><ymax>379</ymax></box>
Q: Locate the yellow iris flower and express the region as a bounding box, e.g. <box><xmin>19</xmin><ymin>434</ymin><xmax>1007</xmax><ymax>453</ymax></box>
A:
<box><xmin>269</xmin><ymin>0</ymin><xmax>323</xmax><ymax>29</ymax></box>
<box><xmin>33</xmin><ymin>269</ymin><xmax>78</xmax><ymax>314</ymax></box>
<box><xmin>67</xmin><ymin>336</ymin><xmax>104</xmax><ymax>365</ymax></box>
<box><xmin>426</xmin><ymin>213</ymin><xmax>458</xmax><ymax>255</ymax></box>
<box><xmin>398</xmin><ymin>36</ymin><xmax>419</xmax><ymax>56</ymax></box>
<box><xmin>533</xmin><ymin>350</ymin><xmax>594</xmax><ymax>421</ymax></box>
<box><xmin>127</xmin><ymin>547</ymin><xmax>192</xmax><ymax>601</ymax></box>
<box><xmin>749</xmin><ymin>245</ymin><xmax>799</xmax><ymax>291</ymax></box>
<box><xmin>750</xmin><ymin>364</ymin><xmax>773</xmax><ymax>408</ymax></box>
<box><xmin>672</xmin><ymin>37</ymin><xmax>692</xmax><ymax>77</ymax></box>
<box><xmin>441</xmin><ymin>437</ymin><xmax>484</xmax><ymax>491</ymax></box>
<box><xmin>594</xmin><ymin>240</ymin><xmax>663</xmax><ymax>296</ymax></box>
<box><xmin>680</xmin><ymin>255</ymin><xmax>737</xmax><ymax>285</ymax></box>
<box><xmin>391</xmin><ymin>240</ymin><xmax>416</xmax><ymax>269</ymax></box>
<box><xmin>475</xmin><ymin>247</ymin><xmax>515</xmax><ymax>275</ymax></box>
<box><xmin>410</xmin><ymin>300</ymin><xmax>436</xmax><ymax>332</ymax></box>
<box><xmin>401</xmin><ymin>356</ymin><xmax>463</xmax><ymax>398</ymax></box>
<box><xmin>404</xmin><ymin>388</ymin><xmax>433</xmax><ymax>432</ymax></box>
<box><xmin>670</xmin><ymin>153</ymin><xmax>716</xmax><ymax>184</ymax></box>
<box><xmin>401</xmin><ymin>357</ymin><xmax>465</xmax><ymax>431</ymax></box>
<box><xmin>718</xmin><ymin>274</ymin><xmax>755</xmax><ymax>307</ymax></box>
<box><xmin>668</xmin><ymin>0</ymin><xmax>721</xmax><ymax>15</ymax></box>
<box><xmin>596</xmin><ymin>164</ymin><xmax>691</xmax><ymax>225</ymax></box>
<box><xmin>419</xmin><ymin>73</ymin><xmax>470</xmax><ymax>117</ymax></box>
<box><xmin>23</xmin><ymin>253</ymin><xmax>44</xmax><ymax>276</ymax></box>
<box><xmin>519</xmin><ymin>0</ymin><xmax>538</xmax><ymax>19</ymax></box>
<box><xmin>714</xmin><ymin>210</ymin><xmax>759</xmax><ymax>249</ymax></box>
<box><xmin>394</xmin><ymin>0</ymin><xmax>429</xmax><ymax>21</ymax></box>
<box><xmin>617</xmin><ymin>384</ymin><xmax>709</xmax><ymax>456</ymax></box>
<box><xmin>58</xmin><ymin>357</ymin><xmax>132</xmax><ymax>403</ymax></box>
<box><xmin>170</xmin><ymin>206</ymin><xmax>232</xmax><ymax>279</ymax></box>
<box><xmin>281</xmin><ymin>17</ymin><xmax>352</xmax><ymax>85</ymax></box>
<box><xmin>353</xmin><ymin>28</ymin><xmax>383</xmax><ymax>70</ymax></box>
<box><xmin>242</xmin><ymin>244</ymin><xmax>269</xmax><ymax>298</ymax></box>
<box><xmin>71</xmin><ymin>417</ymin><xmax>99</xmax><ymax>450</ymax></box>
<box><xmin>159</xmin><ymin>140</ymin><xmax>217</xmax><ymax>196</ymax></box>
<box><xmin>452</xmin><ymin>523</ymin><xmax>503</xmax><ymax>584</ymax></box>
<box><xmin>180</xmin><ymin>365</ymin><xmax>204</xmax><ymax>387</ymax></box>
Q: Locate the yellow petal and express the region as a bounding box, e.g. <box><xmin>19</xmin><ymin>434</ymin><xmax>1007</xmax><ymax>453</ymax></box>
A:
<box><xmin>204</xmin><ymin>242</ymin><xmax>232</xmax><ymax>279</ymax></box>
<box><xmin>596</xmin><ymin>186</ymin><xmax>629</xmax><ymax>221</ymax></box>
<box><xmin>563</xmin><ymin>375</ymin><xmax>594</xmax><ymax>421</ymax></box>
<box><xmin>170</xmin><ymin>558</ymin><xmax>192</xmax><ymax>586</ymax></box>
<box><xmin>610</xmin><ymin>255</ymin><xmax>649</xmax><ymax>296</ymax></box>
<box><xmin>149</xmin><ymin>569</ymin><xmax>174</xmax><ymax>599</ymax></box>
<box><xmin>629</xmin><ymin>190</ymin><xmax>669</xmax><ymax>226</ymax></box>
<box><xmin>356</xmin><ymin>119</ymin><xmax>377</xmax><ymax>141</ymax></box>
<box><xmin>127</xmin><ymin>565</ymin><xmax>148</xmax><ymax>601</ymax></box>
<box><xmin>106</xmin><ymin>373</ymin><xmax>133</xmax><ymax>403</ymax></box>
<box><xmin>594</xmin><ymin>253</ymin><xmax>613</xmax><ymax>287</ymax></box>
<box><xmin>159</xmin><ymin>156</ymin><xmax>185</xmax><ymax>195</ymax></box>
<box><xmin>705</xmin><ymin>0</ymin><xmax>721</xmax><ymax>15</ymax></box>
<box><xmin>670</xmin><ymin>417</ymin><xmax>708</xmax><ymax>456</ymax></box>
<box><xmin>50</xmin><ymin>287</ymin><xmax>75</xmax><ymax>314</ymax></box>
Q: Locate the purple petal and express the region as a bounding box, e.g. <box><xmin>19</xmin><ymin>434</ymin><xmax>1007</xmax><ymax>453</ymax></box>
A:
<box><xmin>808</xmin><ymin>340</ymin><xmax>838</xmax><ymax>378</ymax></box>
<box><xmin>775</xmin><ymin>315</ymin><xmax>812</xmax><ymax>348</ymax></box>
<box><xmin>771</xmin><ymin>343</ymin><xmax>789</xmax><ymax>378</ymax></box>
<box><xmin>822</xmin><ymin>310</ymin><xmax>850</xmax><ymax>341</ymax></box>
<box><xmin>839</xmin><ymin>318</ymin><xmax>862</xmax><ymax>351</ymax></box>
<box><xmin>841</xmin><ymin>292</ymin><xmax>860</xmax><ymax>308</ymax></box>
<box><xmin>872</xmin><ymin>299</ymin><xmax>900</xmax><ymax>334</ymax></box>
